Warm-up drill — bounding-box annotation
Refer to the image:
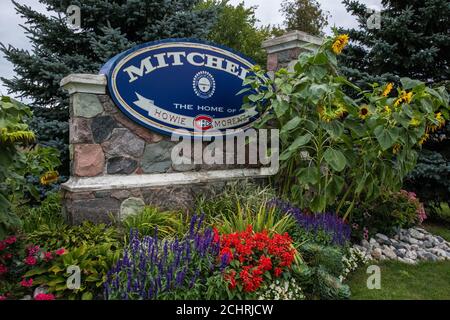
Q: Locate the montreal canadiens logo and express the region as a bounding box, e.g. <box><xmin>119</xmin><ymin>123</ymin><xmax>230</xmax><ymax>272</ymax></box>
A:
<box><xmin>193</xmin><ymin>71</ymin><xmax>216</xmax><ymax>99</ymax></box>
<box><xmin>194</xmin><ymin>115</ymin><xmax>213</xmax><ymax>131</ymax></box>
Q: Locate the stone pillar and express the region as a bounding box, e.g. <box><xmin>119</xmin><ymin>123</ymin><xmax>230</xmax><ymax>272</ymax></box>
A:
<box><xmin>60</xmin><ymin>74</ymin><xmax>274</xmax><ymax>224</ymax></box>
<box><xmin>262</xmin><ymin>30</ymin><xmax>322</xmax><ymax>73</ymax></box>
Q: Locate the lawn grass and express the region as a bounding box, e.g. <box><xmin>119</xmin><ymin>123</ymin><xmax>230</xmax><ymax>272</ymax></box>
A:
<box><xmin>346</xmin><ymin>260</ymin><xmax>450</xmax><ymax>300</ymax></box>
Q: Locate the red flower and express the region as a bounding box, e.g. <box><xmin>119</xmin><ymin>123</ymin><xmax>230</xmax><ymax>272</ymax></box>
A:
<box><xmin>43</xmin><ymin>252</ymin><xmax>53</xmax><ymax>262</ymax></box>
<box><xmin>24</xmin><ymin>256</ymin><xmax>37</xmax><ymax>266</ymax></box>
<box><xmin>20</xmin><ymin>278</ymin><xmax>33</xmax><ymax>288</ymax></box>
<box><xmin>1</xmin><ymin>253</ymin><xmax>12</xmax><ymax>260</ymax></box>
<box><xmin>34</xmin><ymin>293</ymin><xmax>55</xmax><ymax>300</ymax></box>
<box><xmin>258</xmin><ymin>256</ymin><xmax>272</xmax><ymax>271</ymax></box>
<box><xmin>274</xmin><ymin>267</ymin><xmax>283</xmax><ymax>277</ymax></box>
<box><xmin>5</xmin><ymin>236</ymin><xmax>16</xmax><ymax>245</ymax></box>
<box><xmin>0</xmin><ymin>241</ymin><xmax>6</xmax><ymax>251</ymax></box>
<box><xmin>0</xmin><ymin>264</ymin><xmax>7</xmax><ymax>275</ymax></box>
<box><xmin>213</xmin><ymin>228</ymin><xmax>220</xmax><ymax>243</ymax></box>
<box><xmin>55</xmin><ymin>248</ymin><xmax>66</xmax><ymax>256</ymax></box>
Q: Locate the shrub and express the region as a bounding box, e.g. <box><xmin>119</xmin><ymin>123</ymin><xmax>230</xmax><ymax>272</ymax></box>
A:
<box><xmin>14</xmin><ymin>192</ymin><xmax>64</xmax><ymax>234</ymax></box>
<box><xmin>120</xmin><ymin>206</ymin><xmax>186</xmax><ymax>240</ymax></box>
<box><xmin>269</xmin><ymin>199</ymin><xmax>351</xmax><ymax>246</ymax></box>
<box><xmin>351</xmin><ymin>190</ymin><xmax>427</xmax><ymax>238</ymax></box>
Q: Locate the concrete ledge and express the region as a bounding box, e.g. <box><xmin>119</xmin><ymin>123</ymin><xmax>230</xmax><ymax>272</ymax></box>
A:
<box><xmin>262</xmin><ymin>30</ymin><xmax>323</xmax><ymax>54</ymax></box>
<box><xmin>61</xmin><ymin>168</ymin><xmax>276</xmax><ymax>192</ymax></box>
<box><xmin>60</xmin><ymin>74</ymin><xmax>107</xmax><ymax>94</ymax></box>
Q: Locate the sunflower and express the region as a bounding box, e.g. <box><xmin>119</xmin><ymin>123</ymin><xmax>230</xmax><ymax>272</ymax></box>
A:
<box><xmin>418</xmin><ymin>133</ymin><xmax>430</xmax><ymax>146</ymax></box>
<box><xmin>384</xmin><ymin>105</ymin><xmax>392</xmax><ymax>115</ymax></box>
<box><xmin>394</xmin><ymin>90</ymin><xmax>413</xmax><ymax>107</ymax></box>
<box><xmin>40</xmin><ymin>171</ymin><xmax>59</xmax><ymax>185</ymax></box>
<box><xmin>393</xmin><ymin>144</ymin><xmax>401</xmax><ymax>155</ymax></box>
<box><xmin>382</xmin><ymin>83</ymin><xmax>394</xmax><ymax>97</ymax></box>
<box><xmin>332</xmin><ymin>34</ymin><xmax>349</xmax><ymax>55</ymax></box>
<box><xmin>409</xmin><ymin>117</ymin><xmax>421</xmax><ymax>127</ymax></box>
<box><xmin>358</xmin><ymin>105</ymin><xmax>370</xmax><ymax>120</ymax></box>
<box><xmin>429</xmin><ymin>112</ymin><xmax>446</xmax><ymax>132</ymax></box>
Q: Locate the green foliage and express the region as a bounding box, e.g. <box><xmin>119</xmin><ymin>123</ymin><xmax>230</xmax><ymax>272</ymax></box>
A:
<box><xmin>25</xmin><ymin>242</ymin><xmax>121</xmax><ymax>300</ymax></box>
<box><xmin>28</xmin><ymin>221</ymin><xmax>121</xmax><ymax>251</ymax></box>
<box><xmin>120</xmin><ymin>206</ymin><xmax>186</xmax><ymax>239</ymax></box>
<box><xmin>243</xmin><ymin>34</ymin><xmax>449</xmax><ymax>218</ymax></box>
<box><xmin>215</xmin><ymin>200</ymin><xmax>296</xmax><ymax>235</ymax></box>
<box><xmin>351</xmin><ymin>190</ymin><xmax>426</xmax><ymax>237</ymax></box>
<box><xmin>1</xmin><ymin>0</ymin><xmax>220</xmax><ymax>174</ymax></box>
<box><xmin>14</xmin><ymin>192</ymin><xmax>64</xmax><ymax>234</ymax></box>
<box><xmin>0</xmin><ymin>96</ymin><xmax>60</xmax><ymax>238</ymax></box>
<box><xmin>280</xmin><ymin>0</ymin><xmax>329</xmax><ymax>36</ymax></box>
<box><xmin>197</xmin><ymin>181</ymin><xmax>276</xmax><ymax>219</ymax></box>
<box><xmin>200</xmin><ymin>0</ymin><xmax>276</xmax><ymax>66</ymax></box>
<box><xmin>340</xmin><ymin>1</ymin><xmax>450</xmax><ymax>209</ymax></box>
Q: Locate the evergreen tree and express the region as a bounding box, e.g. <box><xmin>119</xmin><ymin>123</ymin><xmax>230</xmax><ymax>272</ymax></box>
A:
<box><xmin>1</xmin><ymin>0</ymin><xmax>219</xmax><ymax>175</ymax></box>
<box><xmin>280</xmin><ymin>0</ymin><xmax>329</xmax><ymax>36</ymax></box>
<box><xmin>340</xmin><ymin>0</ymin><xmax>450</xmax><ymax>211</ymax></box>
<box><xmin>201</xmin><ymin>0</ymin><xmax>278</xmax><ymax>66</ymax></box>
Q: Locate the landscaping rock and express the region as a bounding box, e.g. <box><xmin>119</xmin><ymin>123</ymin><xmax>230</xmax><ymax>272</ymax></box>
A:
<box><xmin>120</xmin><ymin>197</ymin><xmax>145</xmax><ymax>220</ymax></box>
<box><xmin>375</xmin><ymin>233</ymin><xmax>391</xmax><ymax>245</ymax></box>
<box><xmin>361</xmin><ymin>239</ymin><xmax>370</xmax><ymax>249</ymax></box>
<box><xmin>409</xmin><ymin>228</ymin><xmax>425</xmax><ymax>240</ymax></box>
<box><xmin>371</xmin><ymin>248</ymin><xmax>382</xmax><ymax>260</ymax></box>
<box><xmin>383</xmin><ymin>247</ymin><xmax>397</xmax><ymax>260</ymax></box>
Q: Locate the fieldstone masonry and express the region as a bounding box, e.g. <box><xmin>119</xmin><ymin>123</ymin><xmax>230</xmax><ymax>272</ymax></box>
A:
<box><xmin>61</xmin><ymin>31</ymin><xmax>322</xmax><ymax>224</ymax></box>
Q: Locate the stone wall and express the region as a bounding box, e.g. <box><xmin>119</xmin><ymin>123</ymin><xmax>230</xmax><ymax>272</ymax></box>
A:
<box><xmin>61</xmin><ymin>75</ymin><xmax>272</xmax><ymax>224</ymax></box>
<box><xmin>262</xmin><ymin>30</ymin><xmax>322</xmax><ymax>72</ymax></box>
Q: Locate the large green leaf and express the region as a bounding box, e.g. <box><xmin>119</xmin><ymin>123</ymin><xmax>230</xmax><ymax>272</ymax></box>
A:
<box><xmin>323</xmin><ymin>148</ymin><xmax>347</xmax><ymax>172</ymax></box>
<box><xmin>280</xmin><ymin>116</ymin><xmax>301</xmax><ymax>134</ymax></box>
<box><xmin>374</xmin><ymin>126</ymin><xmax>399</xmax><ymax>150</ymax></box>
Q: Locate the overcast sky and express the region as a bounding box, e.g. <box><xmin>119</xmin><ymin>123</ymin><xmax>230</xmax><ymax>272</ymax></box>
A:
<box><xmin>0</xmin><ymin>0</ymin><xmax>382</xmax><ymax>100</ymax></box>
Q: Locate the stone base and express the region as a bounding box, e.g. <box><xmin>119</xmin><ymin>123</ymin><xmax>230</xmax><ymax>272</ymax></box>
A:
<box><xmin>61</xmin><ymin>168</ymin><xmax>273</xmax><ymax>224</ymax></box>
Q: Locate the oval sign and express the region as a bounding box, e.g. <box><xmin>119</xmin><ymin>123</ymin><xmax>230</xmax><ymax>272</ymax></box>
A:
<box><xmin>100</xmin><ymin>39</ymin><xmax>262</xmax><ymax>137</ymax></box>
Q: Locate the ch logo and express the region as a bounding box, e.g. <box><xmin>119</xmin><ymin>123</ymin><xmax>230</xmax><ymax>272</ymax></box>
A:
<box><xmin>194</xmin><ymin>115</ymin><xmax>213</xmax><ymax>131</ymax></box>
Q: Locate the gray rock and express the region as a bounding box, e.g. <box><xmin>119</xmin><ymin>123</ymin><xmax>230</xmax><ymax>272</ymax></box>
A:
<box><xmin>396</xmin><ymin>248</ymin><xmax>407</xmax><ymax>258</ymax></box>
<box><xmin>422</xmin><ymin>252</ymin><xmax>438</xmax><ymax>262</ymax></box>
<box><xmin>403</xmin><ymin>258</ymin><xmax>416</xmax><ymax>265</ymax></box>
<box><xmin>423</xmin><ymin>240</ymin><xmax>433</xmax><ymax>248</ymax></box>
<box><xmin>141</xmin><ymin>140</ymin><xmax>175</xmax><ymax>173</ymax></box>
<box><xmin>376</xmin><ymin>233</ymin><xmax>391</xmax><ymax>245</ymax></box>
<box><xmin>120</xmin><ymin>197</ymin><xmax>146</xmax><ymax>220</ymax></box>
<box><xmin>369</xmin><ymin>238</ymin><xmax>378</xmax><ymax>246</ymax></box>
<box><xmin>405</xmin><ymin>250</ymin><xmax>417</xmax><ymax>260</ymax></box>
<box><xmin>92</xmin><ymin>115</ymin><xmax>118</xmax><ymax>143</ymax></box>
<box><xmin>409</xmin><ymin>228</ymin><xmax>425</xmax><ymax>240</ymax></box>
<box><xmin>69</xmin><ymin>198</ymin><xmax>120</xmax><ymax>224</ymax></box>
<box><xmin>73</xmin><ymin>93</ymin><xmax>103</xmax><ymax>118</ymax></box>
<box><xmin>361</xmin><ymin>239</ymin><xmax>370</xmax><ymax>249</ymax></box>
<box><xmin>107</xmin><ymin>156</ymin><xmax>138</xmax><ymax>174</ymax></box>
<box><xmin>103</xmin><ymin>128</ymin><xmax>145</xmax><ymax>158</ymax></box>
<box><xmin>435</xmin><ymin>236</ymin><xmax>445</xmax><ymax>243</ymax></box>
<box><xmin>371</xmin><ymin>247</ymin><xmax>381</xmax><ymax>258</ymax></box>
<box><xmin>382</xmin><ymin>247</ymin><xmax>397</xmax><ymax>260</ymax></box>
<box><xmin>407</xmin><ymin>237</ymin><xmax>419</xmax><ymax>245</ymax></box>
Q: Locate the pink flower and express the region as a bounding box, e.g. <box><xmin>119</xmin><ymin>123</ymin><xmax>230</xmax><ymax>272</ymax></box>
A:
<box><xmin>1</xmin><ymin>253</ymin><xmax>12</xmax><ymax>260</ymax></box>
<box><xmin>55</xmin><ymin>248</ymin><xmax>66</xmax><ymax>256</ymax></box>
<box><xmin>5</xmin><ymin>236</ymin><xmax>16</xmax><ymax>245</ymax></box>
<box><xmin>0</xmin><ymin>241</ymin><xmax>6</xmax><ymax>251</ymax></box>
<box><xmin>0</xmin><ymin>295</ymin><xmax>6</xmax><ymax>301</ymax></box>
<box><xmin>24</xmin><ymin>256</ymin><xmax>37</xmax><ymax>266</ymax></box>
<box><xmin>34</xmin><ymin>293</ymin><xmax>55</xmax><ymax>300</ymax></box>
<box><xmin>0</xmin><ymin>264</ymin><xmax>7</xmax><ymax>275</ymax></box>
<box><xmin>27</xmin><ymin>245</ymin><xmax>40</xmax><ymax>256</ymax></box>
<box><xmin>20</xmin><ymin>278</ymin><xmax>33</xmax><ymax>287</ymax></box>
<box><xmin>43</xmin><ymin>252</ymin><xmax>53</xmax><ymax>262</ymax></box>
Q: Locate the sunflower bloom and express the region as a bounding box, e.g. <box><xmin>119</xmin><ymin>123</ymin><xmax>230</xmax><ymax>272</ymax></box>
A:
<box><xmin>393</xmin><ymin>144</ymin><xmax>401</xmax><ymax>155</ymax></box>
<box><xmin>395</xmin><ymin>90</ymin><xmax>413</xmax><ymax>107</ymax></box>
<box><xmin>382</xmin><ymin>83</ymin><xmax>394</xmax><ymax>97</ymax></box>
<box><xmin>418</xmin><ymin>133</ymin><xmax>430</xmax><ymax>146</ymax></box>
<box><xmin>429</xmin><ymin>112</ymin><xmax>446</xmax><ymax>132</ymax></box>
<box><xmin>409</xmin><ymin>117</ymin><xmax>421</xmax><ymax>127</ymax></box>
<box><xmin>332</xmin><ymin>34</ymin><xmax>349</xmax><ymax>55</ymax></box>
<box><xmin>358</xmin><ymin>105</ymin><xmax>370</xmax><ymax>120</ymax></box>
<box><xmin>384</xmin><ymin>105</ymin><xmax>392</xmax><ymax>115</ymax></box>
<box><xmin>40</xmin><ymin>171</ymin><xmax>59</xmax><ymax>185</ymax></box>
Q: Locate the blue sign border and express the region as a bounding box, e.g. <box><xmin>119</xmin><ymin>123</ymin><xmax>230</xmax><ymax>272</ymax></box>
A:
<box><xmin>100</xmin><ymin>38</ymin><xmax>263</xmax><ymax>138</ymax></box>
